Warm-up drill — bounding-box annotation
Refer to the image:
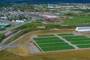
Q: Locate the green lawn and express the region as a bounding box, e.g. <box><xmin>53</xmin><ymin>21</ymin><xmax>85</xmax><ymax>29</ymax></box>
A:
<box><xmin>33</xmin><ymin>34</ymin><xmax>90</xmax><ymax>51</ymax></box>
<box><xmin>0</xmin><ymin>33</ymin><xmax>5</xmax><ymax>39</ymax></box>
<box><xmin>38</xmin><ymin>34</ymin><xmax>55</xmax><ymax>37</ymax></box>
<box><xmin>63</xmin><ymin>35</ymin><xmax>90</xmax><ymax>49</ymax></box>
<box><xmin>33</xmin><ymin>37</ymin><xmax>60</xmax><ymax>40</ymax></box>
<box><xmin>72</xmin><ymin>41</ymin><xmax>90</xmax><ymax>45</ymax></box>
<box><xmin>38</xmin><ymin>43</ymin><xmax>69</xmax><ymax>48</ymax></box>
<box><xmin>33</xmin><ymin>35</ymin><xmax>74</xmax><ymax>51</ymax></box>
<box><xmin>60</xmin><ymin>16</ymin><xmax>90</xmax><ymax>26</ymax></box>
<box><xmin>77</xmin><ymin>45</ymin><xmax>90</xmax><ymax>48</ymax></box>
<box><xmin>58</xmin><ymin>33</ymin><xmax>74</xmax><ymax>36</ymax></box>
<box><xmin>36</xmin><ymin>40</ymin><xmax>64</xmax><ymax>43</ymax></box>
<box><xmin>66</xmin><ymin>38</ymin><xmax>90</xmax><ymax>41</ymax></box>
<box><xmin>63</xmin><ymin>36</ymin><xmax>87</xmax><ymax>39</ymax></box>
<box><xmin>41</xmin><ymin>46</ymin><xmax>74</xmax><ymax>51</ymax></box>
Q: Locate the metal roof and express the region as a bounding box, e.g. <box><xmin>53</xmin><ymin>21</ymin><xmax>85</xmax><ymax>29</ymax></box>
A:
<box><xmin>77</xmin><ymin>27</ymin><xmax>90</xmax><ymax>30</ymax></box>
<box><xmin>0</xmin><ymin>23</ymin><xmax>10</xmax><ymax>26</ymax></box>
<box><xmin>77</xmin><ymin>27</ymin><xmax>90</xmax><ymax>28</ymax></box>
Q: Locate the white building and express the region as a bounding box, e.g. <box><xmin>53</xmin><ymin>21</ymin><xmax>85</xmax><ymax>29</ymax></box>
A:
<box><xmin>39</xmin><ymin>14</ymin><xmax>59</xmax><ymax>19</ymax></box>
<box><xmin>16</xmin><ymin>20</ymin><xmax>24</xmax><ymax>23</ymax></box>
<box><xmin>12</xmin><ymin>20</ymin><xmax>24</xmax><ymax>23</ymax></box>
<box><xmin>0</xmin><ymin>17</ymin><xmax>7</xmax><ymax>20</ymax></box>
<box><xmin>75</xmin><ymin>27</ymin><xmax>90</xmax><ymax>32</ymax></box>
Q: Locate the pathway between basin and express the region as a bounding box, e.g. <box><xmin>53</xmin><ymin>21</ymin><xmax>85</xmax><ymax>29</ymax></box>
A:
<box><xmin>54</xmin><ymin>34</ymin><xmax>80</xmax><ymax>49</ymax></box>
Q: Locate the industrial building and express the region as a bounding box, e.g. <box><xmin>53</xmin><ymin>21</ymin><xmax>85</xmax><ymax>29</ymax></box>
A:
<box><xmin>39</xmin><ymin>14</ymin><xmax>59</xmax><ymax>19</ymax></box>
<box><xmin>0</xmin><ymin>17</ymin><xmax>8</xmax><ymax>20</ymax></box>
<box><xmin>12</xmin><ymin>20</ymin><xmax>25</xmax><ymax>23</ymax></box>
<box><xmin>0</xmin><ymin>23</ymin><xmax>11</xmax><ymax>29</ymax></box>
<box><xmin>75</xmin><ymin>27</ymin><xmax>90</xmax><ymax>31</ymax></box>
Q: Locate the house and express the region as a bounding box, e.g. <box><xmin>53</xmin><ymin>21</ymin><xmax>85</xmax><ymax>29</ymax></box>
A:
<box><xmin>75</xmin><ymin>27</ymin><xmax>90</xmax><ymax>31</ymax></box>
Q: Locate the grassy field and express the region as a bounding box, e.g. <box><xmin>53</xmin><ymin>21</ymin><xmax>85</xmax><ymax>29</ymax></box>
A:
<box><xmin>77</xmin><ymin>45</ymin><xmax>90</xmax><ymax>48</ymax></box>
<box><xmin>33</xmin><ymin>37</ymin><xmax>60</xmax><ymax>40</ymax></box>
<box><xmin>36</xmin><ymin>39</ymin><xmax>64</xmax><ymax>43</ymax></box>
<box><xmin>57</xmin><ymin>33</ymin><xmax>74</xmax><ymax>36</ymax></box>
<box><xmin>38</xmin><ymin>34</ymin><xmax>55</xmax><ymax>37</ymax></box>
<box><xmin>33</xmin><ymin>34</ymin><xmax>75</xmax><ymax>51</ymax></box>
<box><xmin>59</xmin><ymin>16</ymin><xmax>90</xmax><ymax>26</ymax></box>
<box><xmin>62</xmin><ymin>35</ymin><xmax>90</xmax><ymax>48</ymax></box>
<box><xmin>1</xmin><ymin>49</ymin><xmax>90</xmax><ymax>60</ymax></box>
<box><xmin>8</xmin><ymin>46</ymin><xmax>30</xmax><ymax>56</ymax></box>
<box><xmin>0</xmin><ymin>33</ymin><xmax>5</xmax><ymax>39</ymax></box>
<box><xmin>63</xmin><ymin>36</ymin><xmax>87</xmax><ymax>39</ymax></box>
<box><xmin>72</xmin><ymin>41</ymin><xmax>90</xmax><ymax>45</ymax></box>
<box><xmin>38</xmin><ymin>43</ymin><xmax>69</xmax><ymax>47</ymax></box>
<box><xmin>41</xmin><ymin>46</ymin><xmax>74</xmax><ymax>51</ymax></box>
<box><xmin>65</xmin><ymin>38</ymin><xmax>90</xmax><ymax>41</ymax></box>
<box><xmin>30</xmin><ymin>19</ymin><xmax>60</xmax><ymax>26</ymax></box>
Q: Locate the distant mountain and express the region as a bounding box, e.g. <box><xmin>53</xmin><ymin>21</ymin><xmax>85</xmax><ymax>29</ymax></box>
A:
<box><xmin>0</xmin><ymin>0</ymin><xmax>90</xmax><ymax>3</ymax></box>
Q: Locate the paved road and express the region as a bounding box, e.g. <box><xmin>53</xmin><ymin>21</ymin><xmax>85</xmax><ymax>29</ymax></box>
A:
<box><xmin>0</xmin><ymin>31</ymin><xmax>20</xmax><ymax>45</ymax></box>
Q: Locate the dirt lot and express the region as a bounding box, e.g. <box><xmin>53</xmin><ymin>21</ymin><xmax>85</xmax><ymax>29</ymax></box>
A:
<box><xmin>1</xmin><ymin>48</ymin><xmax>90</xmax><ymax>60</ymax></box>
<box><xmin>80</xmin><ymin>31</ymin><xmax>90</xmax><ymax>37</ymax></box>
<box><xmin>8</xmin><ymin>46</ymin><xmax>30</xmax><ymax>56</ymax></box>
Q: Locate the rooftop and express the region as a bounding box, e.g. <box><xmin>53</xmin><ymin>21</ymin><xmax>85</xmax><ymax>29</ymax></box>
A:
<box><xmin>0</xmin><ymin>23</ymin><xmax>10</xmax><ymax>26</ymax></box>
